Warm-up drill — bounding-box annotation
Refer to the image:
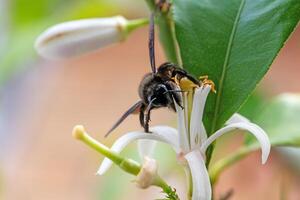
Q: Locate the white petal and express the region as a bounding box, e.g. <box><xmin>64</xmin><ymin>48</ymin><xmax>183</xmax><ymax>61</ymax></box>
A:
<box><xmin>174</xmin><ymin>94</ymin><xmax>190</xmax><ymax>152</ymax></box>
<box><xmin>97</xmin><ymin>126</ymin><xmax>179</xmax><ymax>175</ymax></box>
<box><xmin>226</xmin><ymin>113</ymin><xmax>250</xmax><ymax>125</ymax></box>
<box><xmin>200</xmin><ymin>122</ymin><xmax>271</xmax><ymax>164</ymax></box>
<box><xmin>190</xmin><ymin>86</ymin><xmax>210</xmax><ymax>149</ymax></box>
<box><xmin>35</xmin><ymin>16</ymin><xmax>127</xmax><ymax>59</ymax></box>
<box><xmin>185</xmin><ymin>150</ymin><xmax>211</xmax><ymax>200</ymax></box>
<box><xmin>183</xmin><ymin>92</ymin><xmax>189</xmax><ymax>133</ymax></box>
<box><xmin>138</xmin><ymin>139</ymin><xmax>157</xmax><ymax>159</ymax></box>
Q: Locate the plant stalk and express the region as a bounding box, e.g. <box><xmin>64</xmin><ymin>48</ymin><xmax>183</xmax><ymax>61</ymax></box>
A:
<box><xmin>209</xmin><ymin>145</ymin><xmax>258</xmax><ymax>185</ymax></box>
<box><xmin>184</xmin><ymin>166</ymin><xmax>193</xmax><ymax>200</ymax></box>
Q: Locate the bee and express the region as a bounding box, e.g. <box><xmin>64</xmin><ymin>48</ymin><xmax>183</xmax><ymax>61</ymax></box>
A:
<box><xmin>105</xmin><ymin>6</ymin><xmax>201</xmax><ymax>137</ymax></box>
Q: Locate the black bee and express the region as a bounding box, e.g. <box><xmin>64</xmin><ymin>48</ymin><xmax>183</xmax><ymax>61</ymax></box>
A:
<box><xmin>105</xmin><ymin>8</ymin><xmax>201</xmax><ymax>137</ymax></box>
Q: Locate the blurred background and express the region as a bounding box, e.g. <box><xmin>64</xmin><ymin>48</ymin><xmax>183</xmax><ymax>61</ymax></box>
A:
<box><xmin>0</xmin><ymin>0</ymin><xmax>299</xmax><ymax>199</ymax></box>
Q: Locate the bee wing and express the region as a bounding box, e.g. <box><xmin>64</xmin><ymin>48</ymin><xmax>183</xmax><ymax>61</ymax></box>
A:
<box><xmin>149</xmin><ymin>13</ymin><xmax>157</xmax><ymax>73</ymax></box>
<box><xmin>105</xmin><ymin>100</ymin><xmax>143</xmax><ymax>137</ymax></box>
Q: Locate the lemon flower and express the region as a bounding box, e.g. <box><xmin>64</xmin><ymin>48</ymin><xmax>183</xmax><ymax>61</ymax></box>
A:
<box><xmin>97</xmin><ymin>85</ymin><xmax>270</xmax><ymax>200</ymax></box>
<box><xmin>35</xmin><ymin>16</ymin><xmax>148</xmax><ymax>59</ymax></box>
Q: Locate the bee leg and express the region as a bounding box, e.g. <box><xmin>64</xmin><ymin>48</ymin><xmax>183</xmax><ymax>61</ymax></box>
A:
<box><xmin>171</xmin><ymin>92</ymin><xmax>184</xmax><ymax>110</ymax></box>
<box><xmin>165</xmin><ymin>81</ymin><xmax>184</xmax><ymax>110</ymax></box>
<box><xmin>139</xmin><ymin>104</ymin><xmax>146</xmax><ymax>129</ymax></box>
<box><xmin>144</xmin><ymin>98</ymin><xmax>157</xmax><ymax>133</ymax></box>
<box><xmin>166</xmin><ymin>89</ymin><xmax>184</xmax><ymax>110</ymax></box>
<box><xmin>144</xmin><ymin>108</ymin><xmax>153</xmax><ymax>133</ymax></box>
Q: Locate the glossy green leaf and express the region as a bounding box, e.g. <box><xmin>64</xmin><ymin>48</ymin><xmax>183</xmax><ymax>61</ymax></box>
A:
<box><xmin>249</xmin><ymin>94</ymin><xmax>300</xmax><ymax>147</ymax></box>
<box><xmin>173</xmin><ymin>0</ymin><xmax>300</xmax><ymax>134</ymax></box>
<box><xmin>238</xmin><ymin>90</ymin><xmax>268</xmax><ymax>121</ymax></box>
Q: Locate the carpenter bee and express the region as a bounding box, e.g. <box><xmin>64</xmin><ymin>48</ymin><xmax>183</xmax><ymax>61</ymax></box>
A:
<box><xmin>105</xmin><ymin>6</ymin><xmax>201</xmax><ymax>137</ymax></box>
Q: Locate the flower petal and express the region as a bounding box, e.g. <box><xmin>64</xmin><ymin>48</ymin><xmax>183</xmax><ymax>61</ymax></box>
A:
<box><xmin>200</xmin><ymin>122</ymin><xmax>271</xmax><ymax>164</ymax></box>
<box><xmin>174</xmin><ymin>95</ymin><xmax>190</xmax><ymax>152</ymax></box>
<box><xmin>185</xmin><ymin>150</ymin><xmax>211</xmax><ymax>200</ymax></box>
<box><xmin>190</xmin><ymin>86</ymin><xmax>210</xmax><ymax>148</ymax></box>
<box><xmin>226</xmin><ymin>113</ymin><xmax>250</xmax><ymax>125</ymax></box>
<box><xmin>97</xmin><ymin>126</ymin><xmax>179</xmax><ymax>175</ymax></box>
<box><xmin>35</xmin><ymin>16</ymin><xmax>127</xmax><ymax>59</ymax></box>
<box><xmin>138</xmin><ymin>139</ymin><xmax>157</xmax><ymax>159</ymax></box>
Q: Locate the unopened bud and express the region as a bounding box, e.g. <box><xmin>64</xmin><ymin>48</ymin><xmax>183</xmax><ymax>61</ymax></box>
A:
<box><xmin>35</xmin><ymin>16</ymin><xmax>147</xmax><ymax>60</ymax></box>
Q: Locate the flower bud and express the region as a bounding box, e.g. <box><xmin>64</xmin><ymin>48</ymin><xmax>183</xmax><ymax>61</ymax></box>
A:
<box><xmin>35</xmin><ymin>16</ymin><xmax>146</xmax><ymax>59</ymax></box>
<box><xmin>136</xmin><ymin>157</ymin><xmax>158</xmax><ymax>189</ymax></box>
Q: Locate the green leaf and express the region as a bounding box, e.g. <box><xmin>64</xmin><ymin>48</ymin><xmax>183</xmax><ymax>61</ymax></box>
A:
<box><xmin>238</xmin><ymin>90</ymin><xmax>268</xmax><ymax>121</ymax></box>
<box><xmin>249</xmin><ymin>94</ymin><xmax>300</xmax><ymax>147</ymax></box>
<box><xmin>173</xmin><ymin>0</ymin><xmax>300</xmax><ymax>134</ymax></box>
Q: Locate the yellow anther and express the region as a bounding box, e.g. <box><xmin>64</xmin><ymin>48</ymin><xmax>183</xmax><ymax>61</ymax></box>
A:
<box><xmin>199</xmin><ymin>75</ymin><xmax>216</xmax><ymax>93</ymax></box>
<box><xmin>178</xmin><ymin>77</ymin><xmax>199</xmax><ymax>92</ymax></box>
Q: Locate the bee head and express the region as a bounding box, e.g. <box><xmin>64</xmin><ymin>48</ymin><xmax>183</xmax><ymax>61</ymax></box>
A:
<box><xmin>147</xmin><ymin>84</ymin><xmax>170</xmax><ymax>107</ymax></box>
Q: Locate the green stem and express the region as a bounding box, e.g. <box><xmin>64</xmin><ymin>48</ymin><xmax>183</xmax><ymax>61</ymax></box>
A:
<box><xmin>73</xmin><ymin>125</ymin><xmax>140</xmax><ymax>175</ymax></box>
<box><xmin>73</xmin><ymin>125</ymin><xmax>180</xmax><ymax>199</ymax></box>
<box><xmin>153</xmin><ymin>176</ymin><xmax>180</xmax><ymax>200</ymax></box>
<box><xmin>184</xmin><ymin>166</ymin><xmax>193</xmax><ymax>200</ymax></box>
<box><xmin>209</xmin><ymin>146</ymin><xmax>257</xmax><ymax>185</ymax></box>
<box><xmin>145</xmin><ymin>0</ymin><xmax>181</xmax><ymax>65</ymax></box>
<box><xmin>126</xmin><ymin>18</ymin><xmax>149</xmax><ymax>35</ymax></box>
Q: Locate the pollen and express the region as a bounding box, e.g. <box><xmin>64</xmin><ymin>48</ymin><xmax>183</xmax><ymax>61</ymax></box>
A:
<box><xmin>172</xmin><ymin>74</ymin><xmax>199</xmax><ymax>91</ymax></box>
<box><xmin>199</xmin><ymin>75</ymin><xmax>216</xmax><ymax>93</ymax></box>
<box><xmin>179</xmin><ymin>78</ymin><xmax>199</xmax><ymax>91</ymax></box>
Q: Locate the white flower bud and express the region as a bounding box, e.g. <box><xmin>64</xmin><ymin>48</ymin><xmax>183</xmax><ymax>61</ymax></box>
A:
<box><xmin>35</xmin><ymin>16</ymin><xmax>128</xmax><ymax>60</ymax></box>
<box><xmin>136</xmin><ymin>157</ymin><xmax>158</xmax><ymax>189</ymax></box>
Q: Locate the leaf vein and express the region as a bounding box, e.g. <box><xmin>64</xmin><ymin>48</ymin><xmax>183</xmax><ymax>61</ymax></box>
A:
<box><xmin>210</xmin><ymin>0</ymin><xmax>246</xmax><ymax>133</ymax></box>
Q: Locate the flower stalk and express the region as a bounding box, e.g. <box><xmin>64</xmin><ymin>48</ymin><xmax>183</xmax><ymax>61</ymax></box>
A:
<box><xmin>209</xmin><ymin>144</ymin><xmax>259</xmax><ymax>185</ymax></box>
<box><xmin>73</xmin><ymin>125</ymin><xmax>140</xmax><ymax>175</ymax></box>
<box><xmin>72</xmin><ymin>125</ymin><xmax>179</xmax><ymax>199</ymax></box>
<box><xmin>184</xmin><ymin>166</ymin><xmax>193</xmax><ymax>200</ymax></box>
<box><xmin>125</xmin><ymin>18</ymin><xmax>149</xmax><ymax>34</ymax></box>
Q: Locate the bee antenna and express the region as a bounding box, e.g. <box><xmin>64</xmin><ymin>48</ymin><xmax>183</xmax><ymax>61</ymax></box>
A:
<box><xmin>149</xmin><ymin>13</ymin><xmax>157</xmax><ymax>74</ymax></box>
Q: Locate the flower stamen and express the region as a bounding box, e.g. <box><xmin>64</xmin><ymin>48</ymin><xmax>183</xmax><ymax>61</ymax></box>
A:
<box><xmin>199</xmin><ymin>75</ymin><xmax>216</xmax><ymax>93</ymax></box>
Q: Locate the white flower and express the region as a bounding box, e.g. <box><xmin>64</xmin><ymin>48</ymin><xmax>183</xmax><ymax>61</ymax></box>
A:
<box><xmin>35</xmin><ymin>16</ymin><xmax>146</xmax><ymax>60</ymax></box>
<box><xmin>98</xmin><ymin>86</ymin><xmax>271</xmax><ymax>200</ymax></box>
